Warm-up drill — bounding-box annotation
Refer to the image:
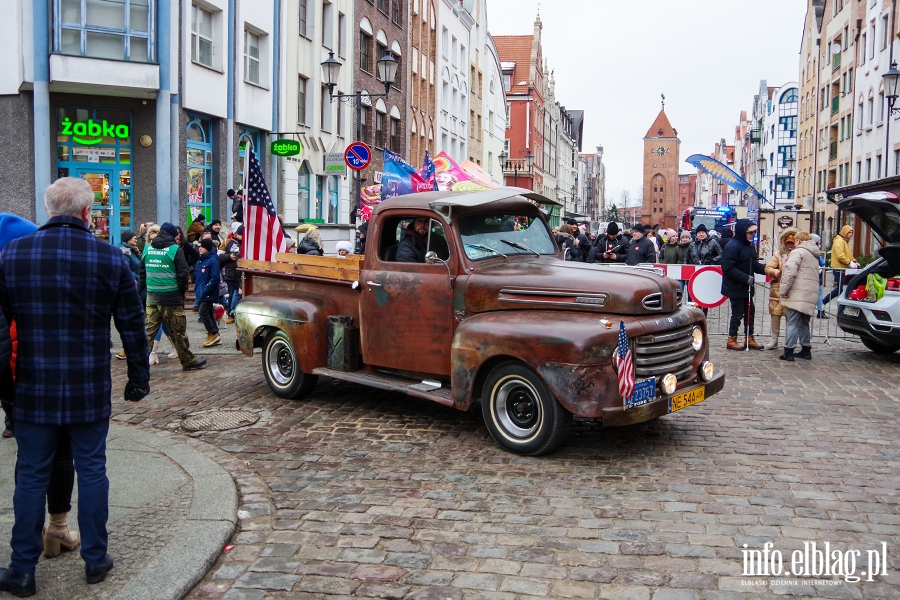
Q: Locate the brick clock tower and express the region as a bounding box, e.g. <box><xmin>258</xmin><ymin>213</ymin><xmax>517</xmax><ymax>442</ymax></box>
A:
<box><xmin>642</xmin><ymin>97</ymin><xmax>680</xmax><ymax>230</ymax></box>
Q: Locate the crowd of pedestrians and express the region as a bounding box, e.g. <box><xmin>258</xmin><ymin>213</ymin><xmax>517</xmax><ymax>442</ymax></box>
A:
<box><xmin>554</xmin><ymin>217</ymin><xmax>845</xmax><ymax>360</ymax></box>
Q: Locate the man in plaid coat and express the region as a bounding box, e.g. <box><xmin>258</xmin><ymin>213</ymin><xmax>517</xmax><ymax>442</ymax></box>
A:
<box><xmin>0</xmin><ymin>178</ymin><xmax>150</xmax><ymax>596</ymax></box>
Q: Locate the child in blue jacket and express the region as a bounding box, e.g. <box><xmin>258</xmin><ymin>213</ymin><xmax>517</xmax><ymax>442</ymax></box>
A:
<box><xmin>195</xmin><ymin>239</ymin><xmax>222</xmax><ymax>347</ymax></box>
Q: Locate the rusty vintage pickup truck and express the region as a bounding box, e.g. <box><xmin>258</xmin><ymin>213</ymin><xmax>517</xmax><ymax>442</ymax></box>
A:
<box><xmin>234</xmin><ymin>187</ymin><xmax>724</xmax><ymax>455</ymax></box>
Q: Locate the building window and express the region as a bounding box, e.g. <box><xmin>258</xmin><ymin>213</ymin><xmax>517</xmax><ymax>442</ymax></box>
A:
<box><xmin>878</xmin><ymin>92</ymin><xmax>885</xmax><ymax>124</ymax></box>
<box><xmin>866</xmin><ymin>158</ymin><xmax>872</xmax><ymax>181</ymax></box>
<box><xmin>186</xmin><ymin>115</ymin><xmax>213</xmax><ymax>223</ymax></box>
<box><xmin>391</xmin><ymin>0</ymin><xmax>402</xmax><ymax>25</ymax></box>
<box><xmin>876</xmin><ymin>155</ymin><xmax>883</xmax><ymax>178</ymax></box>
<box><xmin>883</xmin><ymin>14</ymin><xmax>891</xmax><ymax>49</ymax></box>
<box><xmin>359</xmin><ymin>31</ymin><xmax>372</xmax><ymax>72</ymax></box>
<box><xmin>375</xmin><ymin>111</ymin><xmax>387</xmax><ymax>148</ymax></box>
<box><xmin>298</xmin><ymin>76</ymin><xmax>307</xmax><ymax>124</ymax></box>
<box><xmin>861</xmin><ymin>33</ymin><xmax>867</xmax><ymax>64</ymax></box>
<box><xmin>244</xmin><ymin>29</ymin><xmax>261</xmax><ymax>85</ymax></box>
<box><xmin>503</xmin><ymin>72</ymin><xmax>512</xmax><ymax>91</ymax></box>
<box><xmin>894</xmin><ymin>150</ymin><xmax>899</xmax><ymax>176</ymax></box>
<box><xmin>299</xmin><ymin>0</ymin><xmax>308</xmax><ymax>37</ymax></box>
<box><xmin>412</xmin><ymin>46</ymin><xmax>418</xmax><ymax>73</ymax></box>
<box><xmin>338</xmin><ymin>13</ymin><xmax>346</xmax><ymax>56</ymax></box>
<box><xmin>336</xmin><ymin>97</ymin><xmax>342</xmax><ymax>136</ymax></box>
<box><xmin>56</xmin><ymin>0</ymin><xmax>155</xmax><ymax>62</ymax></box>
<box><xmin>320</xmin><ymin>86</ymin><xmax>331</xmax><ymax>132</ymax></box>
<box><xmin>191</xmin><ymin>5</ymin><xmax>213</xmax><ymax>68</ymax></box>
<box><xmin>390</xmin><ymin>117</ymin><xmax>401</xmax><ymax>152</ymax></box>
<box><xmin>322</xmin><ymin>1</ymin><xmax>333</xmax><ymax>49</ymax></box>
<box><xmin>377</xmin><ymin>0</ymin><xmax>388</xmax><ymax>14</ymax></box>
<box><xmin>392</xmin><ymin>52</ymin><xmax>402</xmax><ymax>88</ymax></box>
<box><xmin>360</xmin><ymin>107</ymin><xmax>372</xmax><ymax>145</ymax></box>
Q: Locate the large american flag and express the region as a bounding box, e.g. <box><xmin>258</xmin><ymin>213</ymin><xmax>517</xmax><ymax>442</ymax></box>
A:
<box><xmin>243</xmin><ymin>147</ymin><xmax>285</xmax><ymax>261</ymax></box>
<box><xmin>616</xmin><ymin>320</ymin><xmax>635</xmax><ymax>399</ymax></box>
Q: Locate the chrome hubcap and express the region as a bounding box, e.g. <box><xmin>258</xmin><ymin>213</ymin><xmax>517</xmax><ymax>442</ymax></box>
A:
<box><xmin>268</xmin><ymin>340</ymin><xmax>294</xmax><ymax>385</ymax></box>
<box><xmin>494</xmin><ymin>378</ymin><xmax>541</xmax><ymax>439</ymax></box>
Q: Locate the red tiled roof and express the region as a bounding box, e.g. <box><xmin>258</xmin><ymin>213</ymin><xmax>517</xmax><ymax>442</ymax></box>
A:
<box><xmin>644</xmin><ymin>110</ymin><xmax>677</xmax><ymax>139</ymax></box>
<box><xmin>494</xmin><ymin>35</ymin><xmax>533</xmax><ymax>95</ymax></box>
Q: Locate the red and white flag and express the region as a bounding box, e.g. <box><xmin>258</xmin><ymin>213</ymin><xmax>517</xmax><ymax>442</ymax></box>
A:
<box><xmin>243</xmin><ymin>147</ymin><xmax>285</xmax><ymax>261</ymax></box>
<box><xmin>616</xmin><ymin>320</ymin><xmax>635</xmax><ymax>399</ymax></box>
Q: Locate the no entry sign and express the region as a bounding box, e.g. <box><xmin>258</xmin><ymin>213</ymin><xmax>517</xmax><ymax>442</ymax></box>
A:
<box><xmin>687</xmin><ymin>266</ymin><xmax>727</xmax><ymax>309</ymax></box>
<box><xmin>345</xmin><ymin>142</ymin><xmax>371</xmax><ymax>171</ymax></box>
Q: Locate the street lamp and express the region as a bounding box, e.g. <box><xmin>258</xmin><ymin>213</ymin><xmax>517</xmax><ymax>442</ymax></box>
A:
<box><xmin>320</xmin><ymin>51</ymin><xmax>397</xmax><ymax>223</ymax></box>
<box><xmin>882</xmin><ymin>61</ymin><xmax>900</xmax><ymax>178</ymax></box>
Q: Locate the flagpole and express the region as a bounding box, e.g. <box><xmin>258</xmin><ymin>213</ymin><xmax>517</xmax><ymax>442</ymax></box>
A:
<box><xmin>242</xmin><ymin>147</ymin><xmax>250</xmax><ymax>257</ymax></box>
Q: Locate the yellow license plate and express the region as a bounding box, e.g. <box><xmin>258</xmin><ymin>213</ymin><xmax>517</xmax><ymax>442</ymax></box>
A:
<box><xmin>669</xmin><ymin>386</ymin><xmax>705</xmax><ymax>413</ymax></box>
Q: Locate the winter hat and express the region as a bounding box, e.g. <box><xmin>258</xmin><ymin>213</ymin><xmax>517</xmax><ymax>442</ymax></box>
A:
<box><xmin>120</xmin><ymin>230</ymin><xmax>137</xmax><ymax>244</ymax></box>
<box><xmin>335</xmin><ymin>240</ymin><xmax>353</xmax><ymax>254</ymax></box>
<box><xmin>694</xmin><ymin>224</ymin><xmax>708</xmax><ymax>234</ymax></box>
<box><xmin>665</xmin><ymin>228</ymin><xmax>677</xmax><ymax>240</ymax></box>
<box><xmin>565</xmin><ymin>218</ymin><xmax>579</xmax><ymax>226</ymax></box>
<box><xmin>295</xmin><ymin>223</ymin><xmax>316</xmax><ymax>234</ymax></box>
<box><xmin>0</xmin><ymin>213</ymin><xmax>38</xmax><ymax>251</ymax></box>
<box><xmin>235</xmin><ymin>225</ymin><xmax>244</xmax><ymax>237</ymax></box>
<box><xmin>721</xmin><ymin>228</ymin><xmax>734</xmax><ymax>240</ymax></box>
<box><xmin>606</xmin><ymin>222</ymin><xmax>620</xmax><ymax>235</ymax></box>
<box><xmin>160</xmin><ymin>222</ymin><xmax>179</xmax><ymax>238</ymax></box>
<box><xmin>680</xmin><ymin>231</ymin><xmax>692</xmax><ymax>241</ymax></box>
<box><xmin>210</xmin><ymin>219</ymin><xmax>222</xmax><ymax>227</ymax></box>
<box><xmin>194</xmin><ymin>213</ymin><xmax>206</xmax><ymax>223</ymax></box>
<box><xmin>200</xmin><ymin>238</ymin><xmax>216</xmax><ymax>253</ymax></box>
<box><xmin>811</xmin><ymin>233</ymin><xmax>821</xmax><ymax>244</ymax></box>
<box><xmin>632</xmin><ymin>224</ymin><xmax>647</xmax><ymax>234</ymax></box>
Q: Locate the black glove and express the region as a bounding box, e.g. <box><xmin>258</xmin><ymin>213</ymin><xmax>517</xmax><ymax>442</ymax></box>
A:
<box><xmin>124</xmin><ymin>381</ymin><xmax>150</xmax><ymax>402</ymax></box>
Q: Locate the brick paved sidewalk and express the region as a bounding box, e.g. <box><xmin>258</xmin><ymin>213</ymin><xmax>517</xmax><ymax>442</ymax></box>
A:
<box><xmin>109</xmin><ymin>337</ymin><xmax>900</xmax><ymax>599</ymax></box>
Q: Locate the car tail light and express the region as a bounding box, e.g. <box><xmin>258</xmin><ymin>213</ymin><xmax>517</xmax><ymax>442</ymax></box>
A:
<box><xmin>849</xmin><ymin>285</ymin><xmax>869</xmax><ymax>301</ymax></box>
<box><xmin>873</xmin><ymin>310</ymin><xmax>892</xmax><ymax>322</ymax></box>
<box><xmin>887</xmin><ymin>278</ymin><xmax>900</xmax><ymax>291</ymax></box>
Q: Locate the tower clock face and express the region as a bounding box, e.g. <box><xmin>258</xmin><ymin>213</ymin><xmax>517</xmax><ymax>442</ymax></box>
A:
<box><xmin>650</xmin><ymin>146</ymin><xmax>670</xmax><ymax>157</ymax></box>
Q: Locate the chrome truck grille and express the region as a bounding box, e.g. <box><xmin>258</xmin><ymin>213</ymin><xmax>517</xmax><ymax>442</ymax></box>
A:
<box><xmin>633</xmin><ymin>325</ymin><xmax>695</xmax><ymax>381</ymax></box>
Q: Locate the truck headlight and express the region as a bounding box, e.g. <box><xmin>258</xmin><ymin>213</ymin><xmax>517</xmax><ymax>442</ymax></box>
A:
<box><xmin>691</xmin><ymin>326</ymin><xmax>704</xmax><ymax>351</ymax></box>
<box><xmin>699</xmin><ymin>361</ymin><xmax>715</xmax><ymax>382</ymax></box>
<box><xmin>660</xmin><ymin>373</ymin><xmax>678</xmax><ymax>396</ymax></box>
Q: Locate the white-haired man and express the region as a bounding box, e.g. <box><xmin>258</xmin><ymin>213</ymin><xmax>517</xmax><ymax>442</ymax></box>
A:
<box><xmin>0</xmin><ymin>177</ymin><xmax>150</xmax><ymax>595</ymax></box>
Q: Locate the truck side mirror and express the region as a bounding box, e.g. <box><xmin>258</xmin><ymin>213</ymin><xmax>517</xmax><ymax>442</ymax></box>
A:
<box><xmin>425</xmin><ymin>251</ymin><xmax>444</xmax><ymax>265</ymax></box>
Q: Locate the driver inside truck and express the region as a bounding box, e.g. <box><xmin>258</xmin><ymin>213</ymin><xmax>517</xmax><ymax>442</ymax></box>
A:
<box><xmin>396</xmin><ymin>217</ymin><xmax>430</xmax><ymax>263</ymax></box>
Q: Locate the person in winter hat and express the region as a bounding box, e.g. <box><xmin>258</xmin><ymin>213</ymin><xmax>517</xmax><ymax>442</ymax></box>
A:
<box><xmin>587</xmin><ymin>222</ymin><xmax>627</xmax><ymax>263</ymax></box>
<box><xmin>686</xmin><ymin>224</ymin><xmax>722</xmax><ymax>266</ymax></box>
<box><xmin>335</xmin><ymin>240</ymin><xmax>354</xmax><ymax>257</ymax></box>
<box><xmin>823</xmin><ymin>225</ymin><xmax>856</xmax><ymax>304</ymax></box>
<box><xmin>660</xmin><ymin>229</ymin><xmax>689</xmax><ymax>264</ymax></box>
<box><xmin>720</xmin><ymin>219</ymin><xmax>767</xmax><ymax>350</ymax></box>
<box><xmin>778</xmin><ymin>231</ymin><xmax>823</xmax><ymax>361</ymax></box>
<box><xmin>194</xmin><ymin>239</ymin><xmax>222</xmax><ymax>348</ymax></box>
<box><xmin>762</xmin><ymin>227</ymin><xmax>798</xmax><ymax>350</ymax></box>
<box><xmin>624</xmin><ymin>224</ymin><xmax>657</xmax><ymax>265</ymax></box>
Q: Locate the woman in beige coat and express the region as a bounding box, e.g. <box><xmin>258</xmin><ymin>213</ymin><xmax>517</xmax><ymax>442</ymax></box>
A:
<box><xmin>778</xmin><ymin>231</ymin><xmax>823</xmax><ymax>361</ymax></box>
<box><xmin>763</xmin><ymin>228</ymin><xmax>798</xmax><ymax>349</ymax></box>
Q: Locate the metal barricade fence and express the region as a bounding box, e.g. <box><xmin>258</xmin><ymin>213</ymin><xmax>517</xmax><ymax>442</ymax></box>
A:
<box><xmin>683</xmin><ymin>266</ymin><xmax>858</xmax><ymax>341</ymax></box>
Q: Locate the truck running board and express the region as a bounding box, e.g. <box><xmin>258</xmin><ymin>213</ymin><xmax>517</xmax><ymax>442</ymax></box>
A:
<box><xmin>311</xmin><ymin>367</ymin><xmax>455</xmax><ymax>407</ymax></box>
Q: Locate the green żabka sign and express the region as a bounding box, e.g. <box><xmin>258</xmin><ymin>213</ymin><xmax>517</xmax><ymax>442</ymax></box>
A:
<box><xmin>271</xmin><ymin>139</ymin><xmax>302</xmax><ymax>157</ymax></box>
<box><xmin>61</xmin><ymin>117</ymin><xmax>129</xmax><ymax>146</ymax></box>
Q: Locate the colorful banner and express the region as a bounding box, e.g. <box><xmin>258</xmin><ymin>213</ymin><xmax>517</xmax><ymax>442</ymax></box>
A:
<box><xmin>380</xmin><ymin>149</ymin><xmax>437</xmax><ymax>202</ymax></box>
<box><xmin>358</xmin><ymin>151</ymin><xmax>502</xmax><ymax>221</ymax></box>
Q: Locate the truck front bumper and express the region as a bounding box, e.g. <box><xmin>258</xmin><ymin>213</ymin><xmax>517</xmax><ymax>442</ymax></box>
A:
<box><xmin>599</xmin><ymin>370</ymin><xmax>726</xmax><ymax>427</ymax></box>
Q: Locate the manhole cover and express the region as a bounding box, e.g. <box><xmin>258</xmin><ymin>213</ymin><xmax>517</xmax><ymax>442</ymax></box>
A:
<box><xmin>182</xmin><ymin>410</ymin><xmax>259</xmax><ymax>432</ymax></box>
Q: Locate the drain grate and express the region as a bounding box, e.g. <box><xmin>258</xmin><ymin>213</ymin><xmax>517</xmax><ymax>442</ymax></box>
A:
<box><xmin>181</xmin><ymin>410</ymin><xmax>259</xmax><ymax>432</ymax></box>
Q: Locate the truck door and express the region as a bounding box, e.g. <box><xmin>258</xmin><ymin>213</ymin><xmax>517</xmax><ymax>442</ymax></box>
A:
<box><xmin>360</xmin><ymin>215</ymin><xmax>455</xmax><ymax>376</ymax></box>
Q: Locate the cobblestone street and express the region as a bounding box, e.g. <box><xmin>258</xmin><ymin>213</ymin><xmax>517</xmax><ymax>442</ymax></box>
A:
<box><xmin>108</xmin><ymin>339</ymin><xmax>900</xmax><ymax>600</ymax></box>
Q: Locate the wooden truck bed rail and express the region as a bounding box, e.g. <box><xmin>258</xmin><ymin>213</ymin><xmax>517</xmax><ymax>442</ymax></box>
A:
<box><xmin>238</xmin><ymin>252</ymin><xmax>362</xmax><ymax>282</ymax></box>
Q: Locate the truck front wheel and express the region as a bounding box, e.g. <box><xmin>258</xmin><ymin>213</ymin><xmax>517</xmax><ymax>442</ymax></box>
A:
<box><xmin>482</xmin><ymin>362</ymin><xmax>571</xmax><ymax>456</ymax></box>
<box><xmin>262</xmin><ymin>331</ymin><xmax>319</xmax><ymax>399</ymax></box>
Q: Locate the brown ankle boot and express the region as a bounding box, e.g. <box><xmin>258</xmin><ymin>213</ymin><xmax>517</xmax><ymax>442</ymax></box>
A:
<box><xmin>726</xmin><ymin>336</ymin><xmax>743</xmax><ymax>350</ymax></box>
<box><xmin>747</xmin><ymin>336</ymin><xmax>764</xmax><ymax>350</ymax></box>
<box><xmin>43</xmin><ymin>512</ymin><xmax>80</xmax><ymax>557</ymax></box>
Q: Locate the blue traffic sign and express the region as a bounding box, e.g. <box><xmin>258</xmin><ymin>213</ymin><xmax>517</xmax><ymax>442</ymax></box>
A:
<box><xmin>345</xmin><ymin>142</ymin><xmax>372</xmax><ymax>171</ymax></box>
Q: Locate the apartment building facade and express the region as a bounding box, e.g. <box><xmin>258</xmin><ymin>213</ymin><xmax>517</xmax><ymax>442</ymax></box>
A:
<box><xmin>0</xmin><ymin>0</ymin><xmax>277</xmax><ymax>241</ymax></box>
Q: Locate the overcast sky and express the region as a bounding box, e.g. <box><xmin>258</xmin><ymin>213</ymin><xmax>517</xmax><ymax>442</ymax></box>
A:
<box><xmin>485</xmin><ymin>0</ymin><xmax>808</xmax><ymax>208</ymax></box>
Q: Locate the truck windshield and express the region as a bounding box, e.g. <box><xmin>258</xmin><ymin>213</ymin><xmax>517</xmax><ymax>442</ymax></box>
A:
<box><xmin>459</xmin><ymin>214</ymin><xmax>556</xmax><ymax>260</ymax></box>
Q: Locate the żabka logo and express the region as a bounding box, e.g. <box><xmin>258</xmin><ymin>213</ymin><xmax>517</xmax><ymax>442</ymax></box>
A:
<box><xmin>61</xmin><ymin>117</ymin><xmax>129</xmax><ymax>146</ymax></box>
<box><xmin>742</xmin><ymin>542</ymin><xmax>889</xmax><ymax>585</ymax></box>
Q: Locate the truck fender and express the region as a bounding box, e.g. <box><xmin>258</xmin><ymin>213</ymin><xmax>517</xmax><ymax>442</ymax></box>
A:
<box><xmin>450</xmin><ymin>311</ymin><xmax>619</xmax><ymax>416</ymax></box>
<box><xmin>234</xmin><ymin>291</ymin><xmax>336</xmax><ymax>373</ymax></box>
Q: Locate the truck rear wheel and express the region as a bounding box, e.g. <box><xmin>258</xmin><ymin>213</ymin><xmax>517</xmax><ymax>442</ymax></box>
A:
<box><xmin>482</xmin><ymin>362</ymin><xmax>571</xmax><ymax>456</ymax></box>
<box><xmin>262</xmin><ymin>331</ymin><xmax>318</xmax><ymax>398</ymax></box>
